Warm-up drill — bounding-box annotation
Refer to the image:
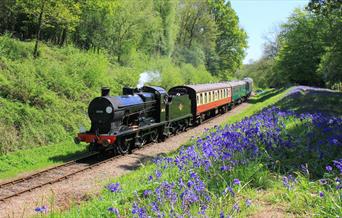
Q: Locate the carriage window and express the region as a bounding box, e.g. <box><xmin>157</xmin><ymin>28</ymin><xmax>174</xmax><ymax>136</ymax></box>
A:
<box><xmin>197</xmin><ymin>94</ymin><xmax>199</xmax><ymax>105</ymax></box>
<box><xmin>208</xmin><ymin>92</ymin><xmax>211</xmax><ymax>102</ymax></box>
<box><xmin>204</xmin><ymin>93</ymin><xmax>207</xmax><ymax>104</ymax></box>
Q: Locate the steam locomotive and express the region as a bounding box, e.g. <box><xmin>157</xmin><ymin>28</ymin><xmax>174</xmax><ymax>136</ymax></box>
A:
<box><xmin>74</xmin><ymin>78</ymin><xmax>253</xmax><ymax>154</ymax></box>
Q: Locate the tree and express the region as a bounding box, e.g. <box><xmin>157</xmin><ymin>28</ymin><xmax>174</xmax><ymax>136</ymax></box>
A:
<box><xmin>307</xmin><ymin>0</ymin><xmax>342</xmax><ymax>87</ymax></box>
<box><xmin>275</xmin><ymin>9</ymin><xmax>327</xmax><ymax>86</ymax></box>
<box><xmin>15</xmin><ymin>0</ymin><xmax>80</xmax><ymax>57</ymax></box>
<box><xmin>153</xmin><ymin>0</ymin><xmax>178</xmax><ymax>56</ymax></box>
<box><xmin>208</xmin><ymin>0</ymin><xmax>247</xmax><ymax>79</ymax></box>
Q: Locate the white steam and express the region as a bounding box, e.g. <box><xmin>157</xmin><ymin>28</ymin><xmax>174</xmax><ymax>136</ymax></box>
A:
<box><xmin>137</xmin><ymin>71</ymin><xmax>161</xmax><ymax>88</ymax></box>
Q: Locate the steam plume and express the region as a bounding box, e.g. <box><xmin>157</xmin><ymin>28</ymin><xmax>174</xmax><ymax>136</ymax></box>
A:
<box><xmin>137</xmin><ymin>71</ymin><xmax>161</xmax><ymax>88</ymax></box>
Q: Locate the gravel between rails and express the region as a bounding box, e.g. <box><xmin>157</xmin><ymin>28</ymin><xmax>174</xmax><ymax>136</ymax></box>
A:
<box><xmin>0</xmin><ymin>103</ymin><xmax>249</xmax><ymax>218</ymax></box>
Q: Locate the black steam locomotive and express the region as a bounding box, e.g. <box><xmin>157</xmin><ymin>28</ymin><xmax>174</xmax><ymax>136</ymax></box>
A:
<box><xmin>75</xmin><ymin>79</ymin><xmax>252</xmax><ymax>154</ymax></box>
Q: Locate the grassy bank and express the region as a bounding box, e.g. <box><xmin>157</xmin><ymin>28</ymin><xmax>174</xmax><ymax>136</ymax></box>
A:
<box><xmin>42</xmin><ymin>87</ymin><xmax>341</xmax><ymax>217</ymax></box>
<box><xmin>0</xmin><ymin>35</ymin><xmax>216</xmax><ymax>154</ymax></box>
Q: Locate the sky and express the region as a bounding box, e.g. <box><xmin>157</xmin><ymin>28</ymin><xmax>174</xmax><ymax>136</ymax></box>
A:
<box><xmin>230</xmin><ymin>0</ymin><xmax>309</xmax><ymax>63</ymax></box>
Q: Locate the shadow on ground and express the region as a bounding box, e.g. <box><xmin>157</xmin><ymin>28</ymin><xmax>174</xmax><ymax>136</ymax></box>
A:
<box><xmin>248</xmin><ymin>88</ymin><xmax>284</xmax><ymax>104</ymax></box>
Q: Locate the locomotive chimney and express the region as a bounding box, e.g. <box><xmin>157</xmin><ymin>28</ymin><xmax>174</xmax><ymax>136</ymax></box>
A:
<box><xmin>101</xmin><ymin>87</ymin><xmax>110</xmax><ymax>96</ymax></box>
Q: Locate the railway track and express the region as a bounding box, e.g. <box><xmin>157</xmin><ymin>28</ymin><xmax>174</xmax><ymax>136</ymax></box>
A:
<box><xmin>0</xmin><ymin>137</ymin><xmax>164</xmax><ymax>202</ymax></box>
<box><xmin>0</xmin><ymin>103</ymin><xmax>243</xmax><ymax>203</ymax></box>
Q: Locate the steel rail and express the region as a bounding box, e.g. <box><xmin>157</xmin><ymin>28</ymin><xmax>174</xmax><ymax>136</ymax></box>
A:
<box><xmin>0</xmin><ymin>103</ymin><xmax>244</xmax><ymax>202</ymax></box>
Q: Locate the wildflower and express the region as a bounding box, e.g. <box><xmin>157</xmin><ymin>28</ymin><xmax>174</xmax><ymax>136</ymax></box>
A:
<box><xmin>155</xmin><ymin>170</ymin><xmax>162</xmax><ymax>179</ymax></box>
<box><xmin>107</xmin><ymin>182</ymin><xmax>121</xmax><ymax>193</ymax></box>
<box><xmin>232</xmin><ymin>203</ymin><xmax>240</xmax><ymax>212</ymax></box>
<box><xmin>282</xmin><ymin>176</ymin><xmax>289</xmax><ymax>189</ymax></box>
<box><xmin>143</xmin><ymin>189</ymin><xmax>152</xmax><ymax>198</ymax></box>
<box><xmin>132</xmin><ymin>202</ymin><xmax>139</xmax><ymax>214</ymax></box>
<box><xmin>220</xmin><ymin>165</ymin><xmax>231</xmax><ymax>171</ymax></box>
<box><xmin>220</xmin><ymin>211</ymin><xmax>225</xmax><ymax>218</ymax></box>
<box><xmin>245</xmin><ymin>199</ymin><xmax>252</xmax><ymax>207</ymax></box>
<box><xmin>319</xmin><ymin>179</ymin><xmax>328</xmax><ymax>185</ymax></box>
<box><xmin>326</xmin><ymin>165</ymin><xmax>333</xmax><ymax>172</ymax></box>
<box><xmin>223</xmin><ymin>186</ymin><xmax>235</xmax><ymax>197</ymax></box>
<box><xmin>34</xmin><ymin>206</ymin><xmax>47</xmax><ymax>213</ymax></box>
<box><xmin>319</xmin><ymin>191</ymin><xmax>324</xmax><ymax>198</ymax></box>
<box><xmin>233</xmin><ymin>178</ymin><xmax>240</xmax><ymax>185</ymax></box>
<box><xmin>333</xmin><ymin>159</ymin><xmax>342</xmax><ymax>174</ymax></box>
<box><xmin>151</xmin><ymin>202</ymin><xmax>159</xmax><ymax>212</ymax></box>
<box><xmin>138</xmin><ymin>207</ymin><xmax>147</xmax><ymax>217</ymax></box>
<box><xmin>148</xmin><ymin>175</ymin><xmax>153</xmax><ymax>181</ymax></box>
<box><xmin>108</xmin><ymin>207</ymin><xmax>119</xmax><ymax>216</ymax></box>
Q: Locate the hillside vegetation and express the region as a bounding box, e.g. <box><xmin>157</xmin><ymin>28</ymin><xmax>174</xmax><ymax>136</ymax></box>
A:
<box><xmin>236</xmin><ymin>1</ymin><xmax>342</xmax><ymax>90</ymax></box>
<box><xmin>0</xmin><ymin>36</ymin><xmax>215</xmax><ymax>154</ymax></box>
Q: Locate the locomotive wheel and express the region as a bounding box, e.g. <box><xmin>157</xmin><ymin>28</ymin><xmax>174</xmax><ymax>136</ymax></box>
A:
<box><xmin>117</xmin><ymin>137</ymin><xmax>131</xmax><ymax>154</ymax></box>
<box><xmin>150</xmin><ymin>130</ymin><xmax>159</xmax><ymax>143</ymax></box>
<box><xmin>135</xmin><ymin>136</ymin><xmax>147</xmax><ymax>148</ymax></box>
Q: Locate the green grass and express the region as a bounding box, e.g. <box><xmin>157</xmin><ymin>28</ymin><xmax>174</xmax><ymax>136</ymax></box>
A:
<box><xmin>0</xmin><ymin>140</ymin><xmax>87</xmax><ymax>180</ymax></box>
<box><xmin>224</xmin><ymin>88</ymin><xmax>288</xmax><ymax>124</ymax></box>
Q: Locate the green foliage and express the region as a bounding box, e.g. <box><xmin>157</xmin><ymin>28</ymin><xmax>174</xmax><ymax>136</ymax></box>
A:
<box><xmin>208</xmin><ymin>0</ymin><xmax>248</xmax><ymax>79</ymax></box>
<box><xmin>0</xmin><ymin>36</ymin><xmax>216</xmax><ymax>154</ymax></box>
<box><xmin>236</xmin><ymin>58</ymin><xmax>278</xmax><ymax>88</ymax></box>
<box><xmin>275</xmin><ymin>9</ymin><xmax>326</xmax><ymax>87</ymax></box>
<box><xmin>239</xmin><ymin>4</ymin><xmax>342</xmax><ymax>89</ymax></box>
<box><xmin>0</xmin><ymin>0</ymin><xmax>247</xmax><ymax>79</ymax></box>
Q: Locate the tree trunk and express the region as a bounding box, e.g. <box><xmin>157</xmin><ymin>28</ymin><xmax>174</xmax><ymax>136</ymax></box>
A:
<box><xmin>33</xmin><ymin>0</ymin><xmax>46</xmax><ymax>58</ymax></box>
<box><xmin>59</xmin><ymin>28</ymin><xmax>67</xmax><ymax>47</ymax></box>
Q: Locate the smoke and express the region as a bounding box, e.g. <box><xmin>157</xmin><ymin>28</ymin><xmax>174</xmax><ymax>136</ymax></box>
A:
<box><xmin>137</xmin><ymin>71</ymin><xmax>161</xmax><ymax>88</ymax></box>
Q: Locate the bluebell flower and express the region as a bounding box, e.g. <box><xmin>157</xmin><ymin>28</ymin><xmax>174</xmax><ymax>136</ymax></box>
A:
<box><xmin>107</xmin><ymin>182</ymin><xmax>121</xmax><ymax>193</ymax></box>
<box><xmin>245</xmin><ymin>199</ymin><xmax>252</xmax><ymax>207</ymax></box>
<box><xmin>143</xmin><ymin>189</ymin><xmax>152</xmax><ymax>197</ymax></box>
<box><xmin>220</xmin><ymin>211</ymin><xmax>225</xmax><ymax>218</ymax></box>
<box><xmin>233</xmin><ymin>203</ymin><xmax>240</xmax><ymax>212</ymax></box>
<box><xmin>34</xmin><ymin>206</ymin><xmax>47</xmax><ymax>213</ymax></box>
<box><xmin>319</xmin><ymin>191</ymin><xmax>324</xmax><ymax>198</ymax></box>
<box><xmin>233</xmin><ymin>178</ymin><xmax>240</xmax><ymax>185</ymax></box>
<box><xmin>108</xmin><ymin>207</ymin><xmax>119</xmax><ymax>215</ymax></box>
<box><xmin>155</xmin><ymin>170</ymin><xmax>162</xmax><ymax>179</ymax></box>
<box><xmin>132</xmin><ymin>202</ymin><xmax>138</xmax><ymax>214</ymax></box>
<box><xmin>223</xmin><ymin>186</ymin><xmax>235</xmax><ymax>197</ymax></box>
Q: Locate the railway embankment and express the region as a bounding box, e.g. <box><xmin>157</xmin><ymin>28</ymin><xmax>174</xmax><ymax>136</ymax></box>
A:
<box><xmin>41</xmin><ymin>86</ymin><xmax>341</xmax><ymax>218</ymax></box>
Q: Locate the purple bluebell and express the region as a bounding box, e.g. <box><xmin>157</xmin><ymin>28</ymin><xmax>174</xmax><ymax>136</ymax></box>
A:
<box><xmin>325</xmin><ymin>165</ymin><xmax>332</xmax><ymax>172</ymax></box>
<box><xmin>106</xmin><ymin>182</ymin><xmax>121</xmax><ymax>193</ymax></box>
<box><xmin>233</xmin><ymin>178</ymin><xmax>240</xmax><ymax>185</ymax></box>
<box><xmin>108</xmin><ymin>207</ymin><xmax>119</xmax><ymax>215</ymax></box>
<box><xmin>34</xmin><ymin>206</ymin><xmax>47</xmax><ymax>213</ymax></box>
